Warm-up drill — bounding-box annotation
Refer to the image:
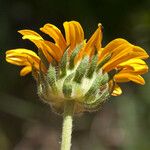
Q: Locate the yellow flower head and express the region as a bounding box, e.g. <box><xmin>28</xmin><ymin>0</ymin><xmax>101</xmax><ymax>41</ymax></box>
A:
<box><xmin>6</xmin><ymin>21</ymin><xmax>149</xmax><ymax>113</ymax></box>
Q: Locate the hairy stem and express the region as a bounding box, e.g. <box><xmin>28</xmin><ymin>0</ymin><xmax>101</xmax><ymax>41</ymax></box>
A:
<box><xmin>61</xmin><ymin>101</ymin><xmax>74</xmax><ymax>150</ymax></box>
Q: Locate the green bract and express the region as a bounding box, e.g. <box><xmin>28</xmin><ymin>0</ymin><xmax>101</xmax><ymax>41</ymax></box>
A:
<box><xmin>37</xmin><ymin>44</ymin><xmax>110</xmax><ymax>114</ymax></box>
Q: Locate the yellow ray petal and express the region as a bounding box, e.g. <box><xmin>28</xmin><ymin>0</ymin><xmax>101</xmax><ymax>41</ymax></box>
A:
<box><xmin>118</xmin><ymin>58</ymin><xmax>148</xmax><ymax>74</ymax></box>
<box><xmin>18</xmin><ymin>30</ymin><xmax>43</xmax><ymax>46</ymax></box>
<box><xmin>18</xmin><ymin>29</ymin><xmax>53</xmax><ymax>62</ymax></box>
<box><xmin>132</xmin><ymin>46</ymin><xmax>149</xmax><ymax>59</ymax></box>
<box><xmin>119</xmin><ymin>58</ymin><xmax>146</xmax><ymax>66</ymax></box>
<box><xmin>99</xmin><ymin>38</ymin><xmax>129</xmax><ymax>60</ymax></box>
<box><xmin>22</xmin><ymin>35</ymin><xmax>42</xmax><ymax>41</ymax></box>
<box><xmin>18</xmin><ymin>29</ymin><xmax>43</xmax><ymax>38</ymax></box>
<box><xmin>18</xmin><ymin>32</ymin><xmax>53</xmax><ymax>63</ymax></box>
<box><xmin>6</xmin><ymin>49</ymin><xmax>40</xmax><ymax>63</ymax></box>
<box><xmin>114</xmin><ymin>72</ymin><xmax>145</xmax><ymax>85</ymax></box>
<box><xmin>6</xmin><ymin>57</ymin><xmax>29</xmax><ymax>66</ymax></box>
<box><xmin>20</xmin><ymin>34</ymin><xmax>43</xmax><ymax>48</ymax></box>
<box><xmin>63</xmin><ymin>21</ymin><xmax>84</xmax><ymax>53</ymax></box>
<box><xmin>103</xmin><ymin>44</ymin><xmax>148</xmax><ymax>72</ymax></box>
<box><xmin>40</xmin><ymin>23</ymin><xmax>67</xmax><ymax>51</ymax></box>
<box><xmin>6</xmin><ymin>48</ymin><xmax>40</xmax><ymax>58</ymax></box>
<box><xmin>100</xmin><ymin>38</ymin><xmax>148</xmax><ymax>71</ymax></box>
<box><xmin>84</xmin><ymin>24</ymin><xmax>102</xmax><ymax>56</ymax></box>
<box><xmin>6</xmin><ymin>49</ymin><xmax>41</xmax><ymax>72</ymax></box>
<box><xmin>103</xmin><ymin>46</ymin><xmax>132</xmax><ymax>72</ymax></box>
<box><xmin>44</xmin><ymin>41</ymin><xmax>63</xmax><ymax>61</ymax></box>
<box><xmin>111</xmin><ymin>83</ymin><xmax>122</xmax><ymax>96</ymax></box>
<box><xmin>71</xmin><ymin>21</ymin><xmax>84</xmax><ymax>44</ymax></box>
<box><xmin>111</xmin><ymin>45</ymin><xmax>148</xmax><ymax>61</ymax></box>
<box><xmin>63</xmin><ymin>21</ymin><xmax>70</xmax><ymax>45</ymax></box>
<box><xmin>39</xmin><ymin>41</ymin><xmax>62</xmax><ymax>61</ymax></box>
<box><xmin>98</xmin><ymin>42</ymin><xmax>130</xmax><ymax>64</ymax></box>
<box><xmin>20</xmin><ymin>66</ymin><xmax>32</xmax><ymax>76</ymax></box>
<box><xmin>63</xmin><ymin>21</ymin><xmax>76</xmax><ymax>53</ymax></box>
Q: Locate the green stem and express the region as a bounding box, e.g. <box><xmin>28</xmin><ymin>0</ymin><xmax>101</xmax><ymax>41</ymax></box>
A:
<box><xmin>61</xmin><ymin>101</ymin><xmax>74</xmax><ymax>150</ymax></box>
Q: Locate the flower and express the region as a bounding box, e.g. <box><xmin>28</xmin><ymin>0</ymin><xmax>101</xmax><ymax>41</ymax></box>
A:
<box><xmin>6</xmin><ymin>21</ymin><xmax>149</xmax><ymax>113</ymax></box>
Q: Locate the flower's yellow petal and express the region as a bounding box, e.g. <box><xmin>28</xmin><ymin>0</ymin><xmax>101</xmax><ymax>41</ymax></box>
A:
<box><xmin>63</xmin><ymin>21</ymin><xmax>84</xmax><ymax>53</ymax></box>
<box><xmin>132</xmin><ymin>46</ymin><xmax>149</xmax><ymax>59</ymax></box>
<box><xmin>99</xmin><ymin>38</ymin><xmax>129</xmax><ymax>60</ymax></box>
<box><xmin>27</xmin><ymin>56</ymin><xmax>41</xmax><ymax>71</ymax></box>
<box><xmin>108</xmin><ymin>80</ymin><xmax>122</xmax><ymax>96</ymax></box>
<box><xmin>95</xmin><ymin>23</ymin><xmax>103</xmax><ymax>50</ymax></box>
<box><xmin>114</xmin><ymin>72</ymin><xmax>145</xmax><ymax>85</ymax></box>
<box><xmin>119</xmin><ymin>58</ymin><xmax>146</xmax><ymax>66</ymax></box>
<box><xmin>18</xmin><ymin>30</ymin><xmax>53</xmax><ymax>62</ymax></box>
<box><xmin>40</xmin><ymin>24</ymin><xmax>67</xmax><ymax>51</ymax></box>
<box><xmin>6</xmin><ymin>49</ymin><xmax>39</xmax><ymax>58</ymax></box>
<box><xmin>107</xmin><ymin>43</ymin><xmax>148</xmax><ymax>60</ymax></box>
<box><xmin>100</xmin><ymin>38</ymin><xmax>148</xmax><ymax>71</ymax></box>
<box><xmin>39</xmin><ymin>46</ymin><xmax>53</xmax><ymax>63</ymax></box>
<box><xmin>38</xmin><ymin>41</ymin><xmax>61</xmax><ymax>61</ymax></box>
<box><xmin>71</xmin><ymin>21</ymin><xmax>84</xmax><ymax>44</ymax></box>
<box><xmin>63</xmin><ymin>21</ymin><xmax>76</xmax><ymax>53</ymax></box>
<box><xmin>18</xmin><ymin>30</ymin><xmax>52</xmax><ymax>62</ymax></box>
<box><xmin>103</xmin><ymin>44</ymin><xmax>148</xmax><ymax>72</ymax></box>
<box><xmin>103</xmin><ymin>46</ymin><xmax>132</xmax><ymax>72</ymax></box>
<box><xmin>18</xmin><ymin>30</ymin><xmax>42</xmax><ymax>38</ymax></box>
<box><xmin>19</xmin><ymin>32</ymin><xmax>43</xmax><ymax>48</ymax></box>
<box><xmin>44</xmin><ymin>41</ymin><xmax>63</xmax><ymax>61</ymax></box>
<box><xmin>6</xmin><ymin>49</ymin><xmax>41</xmax><ymax>72</ymax></box>
<box><xmin>6</xmin><ymin>57</ymin><xmax>29</xmax><ymax>66</ymax></box>
<box><xmin>118</xmin><ymin>58</ymin><xmax>148</xmax><ymax>74</ymax></box>
<box><xmin>18</xmin><ymin>30</ymin><xmax>43</xmax><ymax>47</ymax></box>
<box><xmin>20</xmin><ymin>66</ymin><xmax>32</xmax><ymax>76</ymax></box>
<box><xmin>63</xmin><ymin>21</ymin><xmax>70</xmax><ymax>45</ymax></box>
<box><xmin>6</xmin><ymin>55</ymin><xmax>32</xmax><ymax>67</ymax></box>
<box><xmin>110</xmin><ymin>45</ymin><xmax>147</xmax><ymax>60</ymax></box>
<box><xmin>6</xmin><ymin>49</ymin><xmax>40</xmax><ymax>63</ymax></box>
<box><xmin>110</xmin><ymin>44</ymin><xmax>132</xmax><ymax>58</ymax></box>
<box><xmin>22</xmin><ymin>35</ymin><xmax>42</xmax><ymax>41</ymax></box>
<box><xmin>98</xmin><ymin>42</ymin><xmax>130</xmax><ymax>64</ymax></box>
<box><xmin>111</xmin><ymin>83</ymin><xmax>122</xmax><ymax>96</ymax></box>
<box><xmin>84</xmin><ymin>24</ymin><xmax>102</xmax><ymax>56</ymax></box>
<box><xmin>18</xmin><ymin>32</ymin><xmax>53</xmax><ymax>63</ymax></box>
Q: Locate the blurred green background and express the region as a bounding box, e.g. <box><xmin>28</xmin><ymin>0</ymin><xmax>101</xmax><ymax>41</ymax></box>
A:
<box><xmin>0</xmin><ymin>0</ymin><xmax>150</xmax><ymax>149</ymax></box>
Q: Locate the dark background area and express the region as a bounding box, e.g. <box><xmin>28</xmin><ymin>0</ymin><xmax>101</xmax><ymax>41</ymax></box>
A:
<box><xmin>0</xmin><ymin>0</ymin><xmax>150</xmax><ymax>149</ymax></box>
